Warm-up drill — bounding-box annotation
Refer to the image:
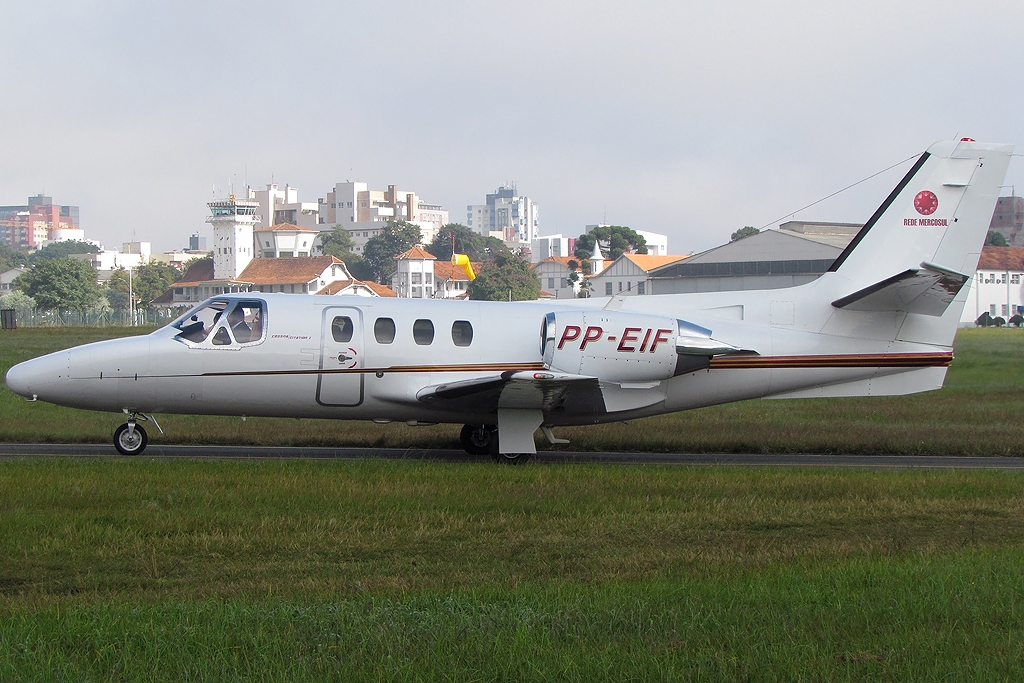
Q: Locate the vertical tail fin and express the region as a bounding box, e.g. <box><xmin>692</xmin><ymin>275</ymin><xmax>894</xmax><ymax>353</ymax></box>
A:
<box><xmin>823</xmin><ymin>140</ymin><xmax>1013</xmax><ymax>346</ymax></box>
<box><xmin>829</xmin><ymin>139</ymin><xmax>1013</xmax><ymax>289</ymax></box>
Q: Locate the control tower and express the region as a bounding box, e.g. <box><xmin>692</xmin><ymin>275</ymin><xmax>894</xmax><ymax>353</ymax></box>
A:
<box><xmin>207</xmin><ymin>195</ymin><xmax>260</xmax><ymax>280</ymax></box>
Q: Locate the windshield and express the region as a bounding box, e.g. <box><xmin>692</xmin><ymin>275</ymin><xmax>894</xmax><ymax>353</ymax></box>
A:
<box><xmin>171</xmin><ymin>299</ymin><xmax>266</xmax><ymax>346</ymax></box>
<box><xmin>173</xmin><ymin>299</ymin><xmax>229</xmax><ymax>343</ymax></box>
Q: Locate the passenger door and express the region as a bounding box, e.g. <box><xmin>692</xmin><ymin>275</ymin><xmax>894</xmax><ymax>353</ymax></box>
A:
<box><xmin>317</xmin><ymin>306</ymin><xmax>364</xmax><ymax>407</ymax></box>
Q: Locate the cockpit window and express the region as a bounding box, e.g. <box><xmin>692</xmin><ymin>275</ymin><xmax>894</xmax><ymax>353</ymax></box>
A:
<box><xmin>174</xmin><ymin>300</ymin><xmax>228</xmax><ymax>343</ymax></box>
<box><xmin>173</xmin><ymin>299</ymin><xmax>266</xmax><ymax>347</ymax></box>
<box><xmin>228</xmin><ymin>301</ymin><xmax>264</xmax><ymax>343</ymax></box>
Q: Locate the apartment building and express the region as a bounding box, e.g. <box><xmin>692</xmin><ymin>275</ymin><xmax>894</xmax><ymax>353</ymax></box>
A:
<box><xmin>319</xmin><ymin>182</ymin><xmax>448</xmax><ymax>254</ymax></box>
<box><xmin>0</xmin><ymin>195</ymin><xmax>81</xmax><ymax>249</ymax></box>
<box><xmin>467</xmin><ymin>184</ymin><xmax>539</xmax><ymax>247</ymax></box>
<box><xmin>247</xmin><ymin>183</ymin><xmax>320</xmax><ymax>230</ymax></box>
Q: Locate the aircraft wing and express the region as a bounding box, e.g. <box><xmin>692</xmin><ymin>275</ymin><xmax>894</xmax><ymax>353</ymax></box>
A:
<box><xmin>416</xmin><ymin>371</ymin><xmax>605</xmax><ymax>415</ymax></box>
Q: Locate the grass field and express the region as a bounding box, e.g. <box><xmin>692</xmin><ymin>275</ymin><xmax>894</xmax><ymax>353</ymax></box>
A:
<box><xmin>3</xmin><ymin>326</ymin><xmax>1024</xmax><ymax>679</ymax></box>
<box><xmin>2</xmin><ymin>460</ymin><xmax>1024</xmax><ymax>679</ymax></box>
<box><xmin>2</xmin><ymin>325</ymin><xmax>1024</xmax><ymax>455</ymax></box>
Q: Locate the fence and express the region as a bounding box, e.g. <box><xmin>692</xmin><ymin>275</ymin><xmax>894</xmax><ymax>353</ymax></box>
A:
<box><xmin>2</xmin><ymin>308</ymin><xmax>178</xmax><ymax>328</ymax></box>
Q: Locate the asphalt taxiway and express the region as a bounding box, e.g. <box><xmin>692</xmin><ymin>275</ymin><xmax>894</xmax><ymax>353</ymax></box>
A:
<box><xmin>1</xmin><ymin>443</ymin><xmax>1023</xmax><ymax>469</ymax></box>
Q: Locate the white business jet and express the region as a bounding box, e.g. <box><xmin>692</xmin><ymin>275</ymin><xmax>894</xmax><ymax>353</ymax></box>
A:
<box><xmin>5</xmin><ymin>139</ymin><xmax>1013</xmax><ymax>462</ymax></box>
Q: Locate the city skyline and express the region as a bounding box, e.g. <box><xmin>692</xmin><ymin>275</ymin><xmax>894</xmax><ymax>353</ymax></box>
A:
<box><xmin>2</xmin><ymin>1</ymin><xmax>1023</xmax><ymax>254</ymax></box>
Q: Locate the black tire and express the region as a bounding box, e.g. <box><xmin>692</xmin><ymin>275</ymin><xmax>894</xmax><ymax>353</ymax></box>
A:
<box><xmin>114</xmin><ymin>423</ymin><xmax>148</xmax><ymax>455</ymax></box>
<box><xmin>491</xmin><ymin>451</ymin><xmax>532</xmax><ymax>465</ymax></box>
<box><xmin>460</xmin><ymin>424</ymin><xmax>495</xmax><ymax>456</ymax></box>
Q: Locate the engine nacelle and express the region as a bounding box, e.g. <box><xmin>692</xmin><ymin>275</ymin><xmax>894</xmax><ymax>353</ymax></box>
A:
<box><xmin>541</xmin><ymin>311</ymin><xmax>682</xmax><ymax>383</ymax></box>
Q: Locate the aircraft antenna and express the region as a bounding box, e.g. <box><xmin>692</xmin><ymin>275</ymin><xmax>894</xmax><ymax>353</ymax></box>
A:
<box><xmin>756</xmin><ymin>153</ymin><xmax>920</xmax><ymax>230</ymax></box>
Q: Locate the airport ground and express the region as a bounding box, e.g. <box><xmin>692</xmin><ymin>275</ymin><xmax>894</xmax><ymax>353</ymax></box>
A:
<box><xmin>2</xmin><ymin>326</ymin><xmax>1024</xmax><ymax>679</ymax></box>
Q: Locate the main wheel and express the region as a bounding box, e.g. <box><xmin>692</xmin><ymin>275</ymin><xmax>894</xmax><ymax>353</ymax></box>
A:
<box><xmin>491</xmin><ymin>451</ymin><xmax>532</xmax><ymax>465</ymax></box>
<box><xmin>460</xmin><ymin>424</ymin><xmax>495</xmax><ymax>455</ymax></box>
<box><xmin>114</xmin><ymin>423</ymin><xmax>148</xmax><ymax>455</ymax></box>
<box><xmin>486</xmin><ymin>430</ymin><xmax>531</xmax><ymax>464</ymax></box>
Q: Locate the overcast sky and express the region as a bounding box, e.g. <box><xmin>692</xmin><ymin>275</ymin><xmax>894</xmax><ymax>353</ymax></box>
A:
<box><xmin>3</xmin><ymin>0</ymin><xmax>1023</xmax><ymax>254</ymax></box>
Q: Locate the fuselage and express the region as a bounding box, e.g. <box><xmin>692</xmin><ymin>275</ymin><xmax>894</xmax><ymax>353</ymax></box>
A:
<box><xmin>4</xmin><ymin>286</ymin><xmax>952</xmax><ymax>428</ymax></box>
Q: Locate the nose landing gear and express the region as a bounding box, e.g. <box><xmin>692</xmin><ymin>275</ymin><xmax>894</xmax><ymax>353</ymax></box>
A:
<box><xmin>114</xmin><ymin>411</ymin><xmax>162</xmax><ymax>456</ymax></box>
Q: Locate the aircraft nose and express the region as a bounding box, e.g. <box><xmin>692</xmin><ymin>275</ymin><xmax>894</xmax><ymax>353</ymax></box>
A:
<box><xmin>6</xmin><ymin>358</ymin><xmax>43</xmax><ymax>398</ymax></box>
<box><xmin>5</xmin><ymin>351</ymin><xmax>68</xmax><ymax>399</ymax></box>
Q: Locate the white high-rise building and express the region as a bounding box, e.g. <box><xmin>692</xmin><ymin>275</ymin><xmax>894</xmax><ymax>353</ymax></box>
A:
<box><xmin>207</xmin><ymin>196</ymin><xmax>259</xmax><ymax>280</ymax></box>
<box><xmin>467</xmin><ymin>184</ymin><xmax>539</xmax><ymax>247</ymax></box>
<box><xmin>248</xmin><ymin>184</ymin><xmax>320</xmax><ymax>230</ymax></box>
<box><xmin>319</xmin><ymin>182</ymin><xmax>448</xmax><ymax>254</ymax></box>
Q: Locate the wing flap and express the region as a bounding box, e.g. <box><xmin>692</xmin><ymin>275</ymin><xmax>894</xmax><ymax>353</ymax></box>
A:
<box><xmin>416</xmin><ymin>371</ymin><xmax>605</xmax><ymax>415</ymax></box>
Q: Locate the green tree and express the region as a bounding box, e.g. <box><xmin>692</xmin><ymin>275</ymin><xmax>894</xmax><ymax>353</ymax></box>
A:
<box><xmin>132</xmin><ymin>262</ymin><xmax>182</xmax><ymax>308</ymax></box>
<box><xmin>426</xmin><ymin>223</ymin><xmax>505</xmax><ymax>262</ymax></box>
<box><xmin>467</xmin><ymin>250</ymin><xmax>541</xmax><ymax>301</ymax></box>
<box><xmin>0</xmin><ymin>242</ymin><xmax>30</xmax><ymax>272</ymax></box>
<box><xmin>730</xmin><ymin>226</ymin><xmax>760</xmax><ymax>241</ymax></box>
<box><xmin>14</xmin><ymin>257</ymin><xmax>103</xmax><ymax>313</ymax></box>
<box><xmin>319</xmin><ymin>225</ymin><xmax>358</xmax><ymax>258</ymax></box>
<box><xmin>319</xmin><ymin>226</ymin><xmax>374</xmax><ymax>281</ymax></box>
<box><xmin>574</xmin><ymin>226</ymin><xmax>647</xmax><ymax>261</ymax></box>
<box><xmin>29</xmin><ymin>240</ymin><xmax>100</xmax><ymax>263</ymax></box>
<box><xmin>106</xmin><ymin>268</ymin><xmax>131</xmax><ymax>312</ymax></box>
<box><xmin>363</xmin><ymin>220</ymin><xmax>424</xmax><ymax>283</ymax></box>
<box><xmin>0</xmin><ymin>290</ymin><xmax>36</xmax><ymax>315</ymax></box>
<box><xmin>985</xmin><ymin>230</ymin><xmax>1008</xmax><ymax>247</ymax></box>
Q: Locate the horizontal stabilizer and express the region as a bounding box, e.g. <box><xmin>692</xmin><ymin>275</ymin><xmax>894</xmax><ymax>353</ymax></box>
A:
<box><xmin>831</xmin><ymin>262</ymin><xmax>969</xmax><ymax>317</ymax></box>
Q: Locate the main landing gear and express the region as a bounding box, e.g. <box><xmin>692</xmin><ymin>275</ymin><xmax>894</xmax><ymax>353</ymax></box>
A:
<box><xmin>459</xmin><ymin>423</ymin><xmax>532</xmax><ymax>465</ymax></box>
<box><xmin>114</xmin><ymin>411</ymin><xmax>162</xmax><ymax>456</ymax></box>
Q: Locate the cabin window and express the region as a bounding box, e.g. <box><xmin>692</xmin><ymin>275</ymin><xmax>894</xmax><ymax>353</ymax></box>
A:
<box><xmin>374</xmin><ymin>317</ymin><xmax>396</xmax><ymax>344</ymax></box>
<box><xmin>451</xmin><ymin>320</ymin><xmax>473</xmax><ymax>347</ymax></box>
<box><xmin>413</xmin><ymin>319</ymin><xmax>434</xmax><ymax>345</ymax></box>
<box><xmin>332</xmin><ymin>316</ymin><xmax>354</xmax><ymax>343</ymax></box>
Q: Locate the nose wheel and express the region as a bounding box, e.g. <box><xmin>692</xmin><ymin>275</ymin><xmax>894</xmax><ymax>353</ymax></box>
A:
<box><xmin>114</xmin><ymin>422</ymin><xmax>148</xmax><ymax>455</ymax></box>
<box><xmin>113</xmin><ymin>411</ymin><xmax>161</xmax><ymax>456</ymax></box>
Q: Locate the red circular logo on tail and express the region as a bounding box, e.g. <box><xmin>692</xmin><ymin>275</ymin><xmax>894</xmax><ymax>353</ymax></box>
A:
<box><xmin>914</xmin><ymin>190</ymin><xmax>938</xmax><ymax>215</ymax></box>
